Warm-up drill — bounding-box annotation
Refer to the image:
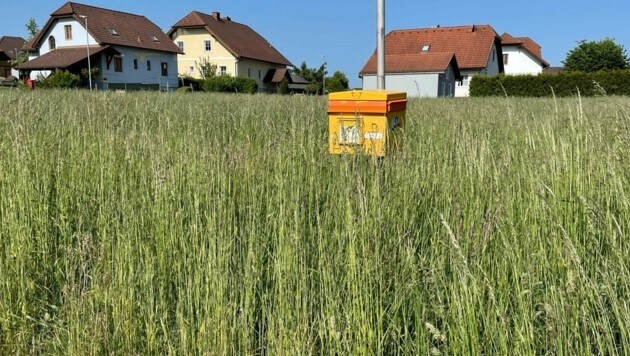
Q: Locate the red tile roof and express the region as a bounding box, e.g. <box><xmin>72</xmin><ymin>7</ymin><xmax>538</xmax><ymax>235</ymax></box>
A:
<box><xmin>361</xmin><ymin>52</ymin><xmax>460</xmax><ymax>78</ymax></box>
<box><xmin>26</xmin><ymin>2</ymin><xmax>181</xmax><ymax>54</ymax></box>
<box><xmin>361</xmin><ymin>25</ymin><xmax>502</xmax><ymax>75</ymax></box>
<box><xmin>501</xmin><ymin>33</ymin><xmax>549</xmax><ymax>67</ymax></box>
<box><xmin>17</xmin><ymin>45</ymin><xmax>117</xmax><ymax>70</ymax></box>
<box><xmin>168</xmin><ymin>11</ymin><xmax>292</xmax><ymax>66</ymax></box>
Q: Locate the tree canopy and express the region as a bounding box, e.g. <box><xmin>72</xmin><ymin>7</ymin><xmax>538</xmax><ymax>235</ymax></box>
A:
<box><xmin>292</xmin><ymin>61</ymin><xmax>327</xmax><ymax>95</ymax></box>
<box><xmin>26</xmin><ymin>18</ymin><xmax>39</xmax><ymax>40</ymax></box>
<box><xmin>563</xmin><ymin>38</ymin><xmax>630</xmax><ymax>72</ymax></box>
<box><xmin>292</xmin><ymin>61</ymin><xmax>350</xmax><ymax>94</ymax></box>
<box><xmin>10</xmin><ymin>18</ymin><xmax>39</xmax><ymax>66</ymax></box>
<box><xmin>325</xmin><ymin>71</ymin><xmax>350</xmax><ymax>93</ymax></box>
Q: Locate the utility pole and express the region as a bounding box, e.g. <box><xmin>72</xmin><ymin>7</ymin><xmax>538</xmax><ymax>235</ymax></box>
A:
<box><xmin>377</xmin><ymin>0</ymin><xmax>385</xmax><ymax>89</ymax></box>
<box><xmin>80</xmin><ymin>15</ymin><xmax>92</xmax><ymax>90</ymax></box>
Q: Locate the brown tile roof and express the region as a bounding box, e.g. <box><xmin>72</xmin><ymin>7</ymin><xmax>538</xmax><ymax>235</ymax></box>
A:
<box><xmin>501</xmin><ymin>33</ymin><xmax>549</xmax><ymax>67</ymax></box>
<box><xmin>17</xmin><ymin>45</ymin><xmax>116</xmax><ymax>70</ymax></box>
<box><xmin>362</xmin><ymin>25</ymin><xmax>502</xmax><ymax>73</ymax></box>
<box><xmin>168</xmin><ymin>11</ymin><xmax>292</xmax><ymax>66</ymax></box>
<box><xmin>271</xmin><ymin>68</ymin><xmax>288</xmax><ymax>83</ymax></box>
<box><xmin>26</xmin><ymin>2</ymin><xmax>181</xmax><ymax>54</ymax></box>
<box><xmin>0</xmin><ymin>36</ymin><xmax>26</xmax><ymax>59</ymax></box>
<box><xmin>361</xmin><ymin>52</ymin><xmax>461</xmax><ymax>78</ymax></box>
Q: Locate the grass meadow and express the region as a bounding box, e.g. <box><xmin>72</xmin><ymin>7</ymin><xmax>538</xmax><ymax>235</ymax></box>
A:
<box><xmin>0</xmin><ymin>89</ymin><xmax>629</xmax><ymax>354</ymax></box>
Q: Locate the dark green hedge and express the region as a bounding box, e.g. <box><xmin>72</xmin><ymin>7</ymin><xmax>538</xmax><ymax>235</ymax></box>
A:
<box><xmin>202</xmin><ymin>75</ymin><xmax>258</xmax><ymax>94</ymax></box>
<box><xmin>179</xmin><ymin>76</ymin><xmax>203</xmax><ymax>91</ymax></box>
<box><xmin>470</xmin><ymin>70</ymin><xmax>630</xmax><ymax>97</ymax></box>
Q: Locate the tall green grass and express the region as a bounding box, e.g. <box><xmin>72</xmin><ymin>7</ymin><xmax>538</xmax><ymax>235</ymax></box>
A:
<box><xmin>0</xmin><ymin>90</ymin><xmax>629</xmax><ymax>354</ymax></box>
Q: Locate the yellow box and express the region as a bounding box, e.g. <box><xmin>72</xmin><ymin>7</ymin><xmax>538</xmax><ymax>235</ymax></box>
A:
<box><xmin>328</xmin><ymin>90</ymin><xmax>407</xmax><ymax>156</ymax></box>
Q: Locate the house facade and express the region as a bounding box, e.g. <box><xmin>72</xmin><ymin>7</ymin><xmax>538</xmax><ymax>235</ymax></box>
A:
<box><xmin>168</xmin><ymin>11</ymin><xmax>293</xmax><ymax>92</ymax></box>
<box><xmin>360</xmin><ymin>25</ymin><xmax>503</xmax><ymax>97</ymax></box>
<box><xmin>360</xmin><ymin>53</ymin><xmax>461</xmax><ymax>97</ymax></box>
<box><xmin>18</xmin><ymin>2</ymin><xmax>181</xmax><ymax>90</ymax></box>
<box><xmin>0</xmin><ymin>36</ymin><xmax>26</xmax><ymax>78</ymax></box>
<box><xmin>501</xmin><ymin>33</ymin><xmax>549</xmax><ymax>75</ymax></box>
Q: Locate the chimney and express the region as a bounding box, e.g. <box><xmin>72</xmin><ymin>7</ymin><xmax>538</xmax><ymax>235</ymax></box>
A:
<box><xmin>212</xmin><ymin>12</ymin><xmax>220</xmax><ymax>20</ymax></box>
<box><xmin>223</xmin><ymin>16</ymin><xmax>231</xmax><ymax>22</ymax></box>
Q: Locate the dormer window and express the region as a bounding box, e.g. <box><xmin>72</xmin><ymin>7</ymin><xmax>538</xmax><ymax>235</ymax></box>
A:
<box><xmin>421</xmin><ymin>44</ymin><xmax>430</xmax><ymax>52</ymax></box>
<box><xmin>108</xmin><ymin>28</ymin><xmax>118</xmax><ymax>36</ymax></box>
<box><xmin>151</xmin><ymin>35</ymin><xmax>159</xmax><ymax>42</ymax></box>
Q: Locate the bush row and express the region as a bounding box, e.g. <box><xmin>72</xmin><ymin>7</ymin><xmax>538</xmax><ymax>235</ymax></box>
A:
<box><xmin>179</xmin><ymin>75</ymin><xmax>258</xmax><ymax>94</ymax></box>
<box><xmin>470</xmin><ymin>70</ymin><xmax>630</xmax><ymax>97</ymax></box>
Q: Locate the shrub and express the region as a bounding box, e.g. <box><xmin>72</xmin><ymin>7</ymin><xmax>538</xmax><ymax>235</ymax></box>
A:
<box><xmin>470</xmin><ymin>70</ymin><xmax>630</xmax><ymax>97</ymax></box>
<box><xmin>202</xmin><ymin>75</ymin><xmax>258</xmax><ymax>94</ymax></box>
<box><xmin>38</xmin><ymin>70</ymin><xmax>80</xmax><ymax>89</ymax></box>
<box><xmin>278</xmin><ymin>78</ymin><xmax>290</xmax><ymax>95</ymax></box>
<box><xmin>179</xmin><ymin>76</ymin><xmax>203</xmax><ymax>91</ymax></box>
<box><xmin>175</xmin><ymin>87</ymin><xmax>192</xmax><ymax>93</ymax></box>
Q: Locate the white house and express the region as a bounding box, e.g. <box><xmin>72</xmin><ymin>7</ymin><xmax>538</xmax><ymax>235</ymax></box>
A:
<box><xmin>359</xmin><ymin>25</ymin><xmax>504</xmax><ymax>97</ymax></box>
<box><xmin>18</xmin><ymin>2</ymin><xmax>182</xmax><ymax>90</ymax></box>
<box><xmin>501</xmin><ymin>33</ymin><xmax>550</xmax><ymax>75</ymax></box>
<box><xmin>360</xmin><ymin>52</ymin><xmax>461</xmax><ymax>97</ymax></box>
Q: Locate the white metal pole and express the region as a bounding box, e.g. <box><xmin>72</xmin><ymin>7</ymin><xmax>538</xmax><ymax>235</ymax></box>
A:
<box><xmin>377</xmin><ymin>0</ymin><xmax>385</xmax><ymax>89</ymax></box>
<box><xmin>81</xmin><ymin>15</ymin><xmax>92</xmax><ymax>90</ymax></box>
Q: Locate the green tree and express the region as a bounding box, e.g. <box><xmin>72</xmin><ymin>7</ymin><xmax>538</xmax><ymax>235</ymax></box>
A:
<box><xmin>292</xmin><ymin>61</ymin><xmax>326</xmax><ymax>95</ymax></box>
<box><xmin>278</xmin><ymin>77</ymin><xmax>290</xmax><ymax>94</ymax></box>
<box><xmin>10</xmin><ymin>18</ymin><xmax>39</xmax><ymax>66</ymax></box>
<box><xmin>195</xmin><ymin>57</ymin><xmax>218</xmax><ymax>79</ymax></box>
<box><xmin>25</xmin><ymin>17</ymin><xmax>39</xmax><ymax>39</ymax></box>
<box><xmin>325</xmin><ymin>71</ymin><xmax>349</xmax><ymax>93</ymax></box>
<box><xmin>563</xmin><ymin>38</ymin><xmax>630</xmax><ymax>72</ymax></box>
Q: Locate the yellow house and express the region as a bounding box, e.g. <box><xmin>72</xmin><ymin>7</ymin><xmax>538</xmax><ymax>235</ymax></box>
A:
<box><xmin>168</xmin><ymin>11</ymin><xmax>293</xmax><ymax>91</ymax></box>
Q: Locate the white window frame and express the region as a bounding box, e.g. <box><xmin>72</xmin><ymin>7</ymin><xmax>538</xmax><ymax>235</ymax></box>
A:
<box><xmin>204</xmin><ymin>40</ymin><xmax>212</xmax><ymax>52</ymax></box>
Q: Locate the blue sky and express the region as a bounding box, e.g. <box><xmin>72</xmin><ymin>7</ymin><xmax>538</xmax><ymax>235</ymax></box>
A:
<box><xmin>2</xmin><ymin>0</ymin><xmax>629</xmax><ymax>88</ymax></box>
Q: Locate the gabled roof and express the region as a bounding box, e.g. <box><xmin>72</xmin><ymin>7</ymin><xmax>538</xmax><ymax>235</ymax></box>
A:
<box><xmin>289</xmin><ymin>72</ymin><xmax>309</xmax><ymax>85</ymax></box>
<box><xmin>360</xmin><ymin>52</ymin><xmax>461</xmax><ymax>79</ymax></box>
<box><xmin>25</xmin><ymin>2</ymin><xmax>181</xmax><ymax>54</ymax></box>
<box><xmin>501</xmin><ymin>33</ymin><xmax>549</xmax><ymax>68</ymax></box>
<box><xmin>263</xmin><ymin>68</ymin><xmax>309</xmax><ymax>85</ymax></box>
<box><xmin>17</xmin><ymin>46</ymin><xmax>117</xmax><ymax>70</ymax></box>
<box><xmin>0</xmin><ymin>36</ymin><xmax>26</xmax><ymax>59</ymax></box>
<box><xmin>168</xmin><ymin>11</ymin><xmax>292</xmax><ymax>66</ymax></box>
<box><xmin>363</xmin><ymin>25</ymin><xmax>502</xmax><ymax>72</ymax></box>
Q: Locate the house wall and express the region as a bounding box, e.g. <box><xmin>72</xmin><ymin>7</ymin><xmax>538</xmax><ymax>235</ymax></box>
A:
<box><xmin>0</xmin><ymin>60</ymin><xmax>11</xmax><ymax>77</ymax></box>
<box><xmin>237</xmin><ymin>58</ymin><xmax>285</xmax><ymax>91</ymax></box>
<box><xmin>437</xmin><ymin>64</ymin><xmax>457</xmax><ymax>97</ymax></box>
<box><xmin>29</xmin><ymin>18</ymin><xmax>97</xmax><ymax>80</ymax></box>
<box><xmin>95</xmin><ymin>46</ymin><xmax>179</xmax><ymax>90</ymax></box>
<box><xmin>362</xmin><ymin>72</ymin><xmax>441</xmax><ymax>97</ymax></box>
<box><xmin>171</xmin><ymin>27</ymin><xmax>236</xmax><ymax>78</ymax></box>
<box><xmin>40</xmin><ymin>18</ymin><xmax>97</xmax><ymax>56</ymax></box>
<box><xmin>503</xmin><ymin>46</ymin><xmax>544</xmax><ymax>75</ymax></box>
<box><xmin>455</xmin><ymin>42</ymin><xmax>501</xmax><ymax>97</ymax></box>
